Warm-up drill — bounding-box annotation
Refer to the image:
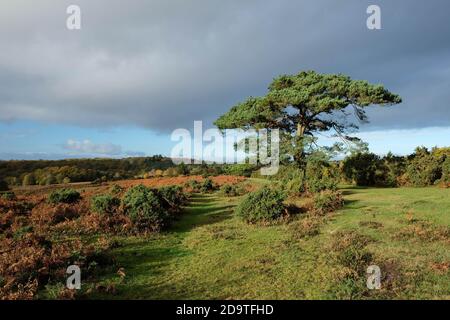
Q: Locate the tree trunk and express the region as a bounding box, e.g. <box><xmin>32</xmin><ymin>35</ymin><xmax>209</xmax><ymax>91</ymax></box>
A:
<box><xmin>295</xmin><ymin>123</ymin><xmax>306</xmax><ymax>171</ymax></box>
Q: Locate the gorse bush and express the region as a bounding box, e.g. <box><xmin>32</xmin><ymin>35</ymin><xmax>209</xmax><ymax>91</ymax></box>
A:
<box><xmin>282</xmin><ymin>167</ymin><xmax>305</xmax><ymax>196</ymax></box>
<box><xmin>48</xmin><ymin>189</ymin><xmax>81</xmax><ymax>204</ymax></box>
<box><xmin>235</xmin><ymin>186</ymin><xmax>287</xmax><ymax>223</ymax></box>
<box><xmin>50</xmin><ymin>204</ymin><xmax>80</xmax><ymax>224</ymax></box>
<box><xmin>219</xmin><ymin>184</ymin><xmax>245</xmax><ymax>197</ymax></box>
<box><xmin>222</xmin><ymin>164</ymin><xmax>256</xmax><ymax>177</ymax></box>
<box><xmin>273</xmin><ymin>160</ymin><xmax>339</xmax><ymax>196</ymax></box>
<box><xmin>200</xmin><ymin>178</ymin><xmax>216</xmax><ymax>193</ymax></box>
<box><xmin>110</xmin><ymin>184</ymin><xmax>124</xmax><ymax>195</ymax></box>
<box><xmin>342</xmin><ymin>153</ymin><xmax>381</xmax><ymax>186</ymax></box>
<box><xmin>405</xmin><ymin>147</ymin><xmax>444</xmax><ymax>186</ymax></box>
<box><xmin>313</xmin><ymin>190</ymin><xmax>344</xmax><ymax>215</ymax></box>
<box><xmin>91</xmin><ymin>194</ymin><xmax>121</xmax><ymax>215</ymax></box>
<box><xmin>158</xmin><ymin>185</ymin><xmax>188</xmax><ymax>211</ymax></box>
<box><xmin>122</xmin><ymin>185</ymin><xmax>168</xmax><ymax>231</ymax></box>
<box><xmin>305</xmin><ymin>156</ymin><xmax>339</xmax><ymax>193</ymax></box>
<box><xmin>184</xmin><ymin>179</ymin><xmax>201</xmax><ymax>193</ymax></box>
<box><xmin>122</xmin><ymin>185</ymin><xmax>185</xmax><ymax>232</ymax></box>
<box><xmin>340</xmin><ymin>147</ymin><xmax>449</xmax><ymax>187</ymax></box>
<box><xmin>306</xmin><ymin>176</ymin><xmax>337</xmax><ymax>193</ymax></box>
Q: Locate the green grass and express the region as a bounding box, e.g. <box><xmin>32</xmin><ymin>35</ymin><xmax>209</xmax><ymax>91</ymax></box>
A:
<box><xmin>85</xmin><ymin>186</ymin><xmax>450</xmax><ymax>300</ymax></box>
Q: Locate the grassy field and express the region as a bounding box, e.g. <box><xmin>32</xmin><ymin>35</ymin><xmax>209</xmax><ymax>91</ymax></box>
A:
<box><xmin>84</xmin><ymin>185</ymin><xmax>450</xmax><ymax>300</ymax></box>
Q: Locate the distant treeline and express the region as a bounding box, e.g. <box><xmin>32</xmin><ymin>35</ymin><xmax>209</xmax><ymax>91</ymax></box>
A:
<box><xmin>0</xmin><ymin>155</ymin><xmax>172</xmax><ymax>187</ymax></box>
<box><xmin>0</xmin><ymin>146</ymin><xmax>449</xmax><ymax>190</ymax></box>
<box><xmin>341</xmin><ymin>146</ymin><xmax>450</xmax><ymax>187</ymax></box>
<box><xmin>0</xmin><ymin>155</ymin><xmax>256</xmax><ymax>189</ymax></box>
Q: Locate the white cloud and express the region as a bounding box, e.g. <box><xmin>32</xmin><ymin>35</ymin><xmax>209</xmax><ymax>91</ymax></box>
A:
<box><xmin>63</xmin><ymin>139</ymin><xmax>123</xmax><ymax>155</ymax></box>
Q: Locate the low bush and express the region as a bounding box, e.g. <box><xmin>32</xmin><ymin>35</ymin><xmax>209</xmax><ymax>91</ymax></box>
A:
<box><xmin>200</xmin><ymin>178</ymin><xmax>216</xmax><ymax>193</ymax></box>
<box><xmin>122</xmin><ymin>185</ymin><xmax>169</xmax><ymax>232</ymax></box>
<box><xmin>0</xmin><ymin>200</ymin><xmax>34</xmax><ymax>216</ymax></box>
<box><xmin>305</xmin><ymin>157</ymin><xmax>339</xmax><ymax>193</ymax></box>
<box><xmin>289</xmin><ymin>216</ymin><xmax>324</xmax><ymax>239</ymax></box>
<box><xmin>327</xmin><ymin>230</ymin><xmax>374</xmax><ymax>299</ymax></box>
<box><xmin>235</xmin><ymin>186</ymin><xmax>287</xmax><ymax>223</ymax></box>
<box><xmin>91</xmin><ymin>194</ymin><xmax>121</xmax><ymax>215</ymax></box>
<box><xmin>0</xmin><ymin>234</ymin><xmax>114</xmax><ymax>300</ymax></box>
<box><xmin>1</xmin><ymin>191</ymin><xmax>17</xmax><ymax>201</ymax></box>
<box><xmin>306</xmin><ymin>176</ymin><xmax>337</xmax><ymax>193</ymax></box>
<box><xmin>405</xmin><ymin>147</ymin><xmax>443</xmax><ymax>186</ymax></box>
<box><xmin>110</xmin><ymin>184</ymin><xmax>124</xmax><ymax>195</ymax></box>
<box><xmin>219</xmin><ymin>184</ymin><xmax>245</xmax><ymax>197</ymax></box>
<box><xmin>330</xmin><ymin>231</ymin><xmax>373</xmax><ymax>272</ymax></box>
<box><xmin>48</xmin><ymin>189</ymin><xmax>81</xmax><ymax>204</ymax></box>
<box><xmin>393</xmin><ymin>220</ymin><xmax>449</xmax><ymax>242</ymax></box>
<box><xmin>342</xmin><ymin>153</ymin><xmax>382</xmax><ymax>186</ymax></box>
<box><xmin>158</xmin><ymin>185</ymin><xmax>188</xmax><ymax>211</ymax></box>
<box><xmin>184</xmin><ymin>179</ymin><xmax>201</xmax><ymax>193</ymax></box>
<box><xmin>222</xmin><ymin>164</ymin><xmax>256</xmax><ymax>177</ymax></box>
<box><xmin>312</xmin><ymin>190</ymin><xmax>344</xmax><ymax>215</ymax></box>
<box><xmin>51</xmin><ymin>204</ymin><xmax>81</xmax><ymax>225</ymax></box>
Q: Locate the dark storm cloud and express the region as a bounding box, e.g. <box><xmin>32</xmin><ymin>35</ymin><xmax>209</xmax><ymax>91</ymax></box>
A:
<box><xmin>0</xmin><ymin>0</ymin><xmax>449</xmax><ymax>132</ymax></box>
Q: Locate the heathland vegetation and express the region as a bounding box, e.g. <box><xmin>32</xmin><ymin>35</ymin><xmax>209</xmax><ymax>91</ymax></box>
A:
<box><xmin>0</xmin><ymin>71</ymin><xmax>449</xmax><ymax>300</ymax></box>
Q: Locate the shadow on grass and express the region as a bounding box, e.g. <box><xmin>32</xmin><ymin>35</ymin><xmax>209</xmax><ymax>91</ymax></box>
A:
<box><xmin>87</xmin><ymin>243</ymin><xmax>192</xmax><ymax>299</ymax></box>
<box><xmin>175</xmin><ymin>202</ymin><xmax>234</xmax><ymax>232</ymax></box>
<box><xmin>87</xmin><ymin>193</ymin><xmax>236</xmax><ymax>299</ymax></box>
<box><xmin>189</xmin><ymin>194</ymin><xmax>217</xmax><ymax>204</ymax></box>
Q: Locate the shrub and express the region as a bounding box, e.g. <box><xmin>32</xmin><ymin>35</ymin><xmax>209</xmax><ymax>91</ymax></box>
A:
<box><xmin>219</xmin><ymin>184</ymin><xmax>245</xmax><ymax>197</ymax></box>
<box><xmin>0</xmin><ymin>234</ymin><xmax>114</xmax><ymax>300</ymax></box>
<box><xmin>329</xmin><ymin>230</ymin><xmax>374</xmax><ymax>274</ymax></box>
<box><xmin>289</xmin><ymin>216</ymin><xmax>324</xmax><ymax>239</ymax></box>
<box><xmin>405</xmin><ymin>147</ymin><xmax>444</xmax><ymax>186</ymax></box>
<box><xmin>51</xmin><ymin>204</ymin><xmax>80</xmax><ymax>224</ymax></box>
<box><xmin>122</xmin><ymin>185</ymin><xmax>169</xmax><ymax>232</ymax></box>
<box><xmin>48</xmin><ymin>189</ymin><xmax>81</xmax><ymax>204</ymax></box>
<box><xmin>312</xmin><ymin>190</ymin><xmax>344</xmax><ymax>215</ymax></box>
<box><xmin>158</xmin><ymin>185</ymin><xmax>188</xmax><ymax>210</ymax></box>
<box><xmin>22</xmin><ymin>174</ymin><xmax>36</xmax><ymax>186</ymax></box>
<box><xmin>342</xmin><ymin>153</ymin><xmax>381</xmax><ymax>186</ymax></box>
<box><xmin>382</xmin><ymin>152</ymin><xmax>406</xmax><ymax>187</ymax></box>
<box><xmin>235</xmin><ymin>186</ymin><xmax>287</xmax><ymax>223</ymax></box>
<box><xmin>272</xmin><ymin>165</ymin><xmax>306</xmax><ymax>196</ymax></box>
<box><xmin>110</xmin><ymin>184</ymin><xmax>124</xmax><ymax>195</ymax></box>
<box><xmin>306</xmin><ymin>176</ymin><xmax>337</xmax><ymax>193</ymax></box>
<box><xmin>305</xmin><ymin>157</ymin><xmax>339</xmax><ymax>193</ymax></box>
<box><xmin>91</xmin><ymin>194</ymin><xmax>121</xmax><ymax>215</ymax></box>
<box><xmin>327</xmin><ymin>230</ymin><xmax>374</xmax><ymax>299</ymax></box>
<box><xmin>200</xmin><ymin>178</ymin><xmax>216</xmax><ymax>193</ymax></box>
<box><xmin>284</xmin><ymin>168</ymin><xmax>306</xmax><ymax>196</ymax></box>
<box><xmin>184</xmin><ymin>179</ymin><xmax>201</xmax><ymax>193</ymax></box>
<box><xmin>223</xmin><ymin>164</ymin><xmax>256</xmax><ymax>177</ymax></box>
<box><xmin>1</xmin><ymin>191</ymin><xmax>16</xmax><ymax>201</ymax></box>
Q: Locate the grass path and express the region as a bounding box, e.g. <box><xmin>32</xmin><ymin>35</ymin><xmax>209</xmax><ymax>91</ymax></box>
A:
<box><xmin>88</xmin><ymin>187</ymin><xmax>450</xmax><ymax>300</ymax></box>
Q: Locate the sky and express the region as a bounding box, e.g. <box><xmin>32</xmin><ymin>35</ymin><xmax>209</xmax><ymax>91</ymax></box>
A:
<box><xmin>0</xmin><ymin>0</ymin><xmax>449</xmax><ymax>160</ymax></box>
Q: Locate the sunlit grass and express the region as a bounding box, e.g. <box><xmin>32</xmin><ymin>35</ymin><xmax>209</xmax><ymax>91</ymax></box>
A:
<box><xmin>85</xmin><ymin>186</ymin><xmax>450</xmax><ymax>300</ymax></box>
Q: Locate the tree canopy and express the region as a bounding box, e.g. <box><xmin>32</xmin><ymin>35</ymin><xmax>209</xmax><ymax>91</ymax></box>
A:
<box><xmin>215</xmin><ymin>70</ymin><xmax>402</xmax><ymax>165</ymax></box>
